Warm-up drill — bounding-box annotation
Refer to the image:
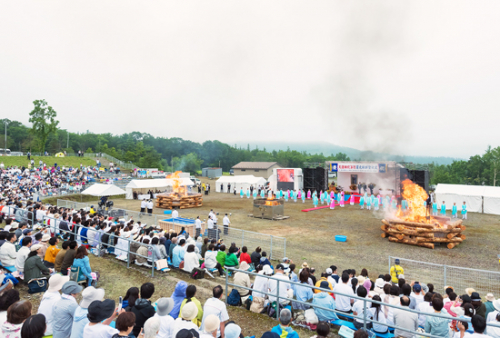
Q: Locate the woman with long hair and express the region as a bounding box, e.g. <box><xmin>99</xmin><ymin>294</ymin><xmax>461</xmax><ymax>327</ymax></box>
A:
<box><xmin>179</xmin><ymin>285</ymin><xmax>204</xmax><ymax>327</ymax></box>
<box><xmin>123</xmin><ymin>287</ymin><xmax>139</xmax><ymax>309</ymax></box>
<box><xmin>292</xmin><ymin>269</ymin><xmax>314</xmax><ymax>311</ymax></box>
<box><xmin>21</xmin><ymin>314</ymin><xmax>46</xmax><ymax>338</ymax></box>
<box><xmin>72</xmin><ymin>246</ymin><xmax>93</xmax><ymax>285</ymax></box>
<box><xmin>369</xmin><ymin>295</ymin><xmax>389</xmax><ymax>334</ymax></box>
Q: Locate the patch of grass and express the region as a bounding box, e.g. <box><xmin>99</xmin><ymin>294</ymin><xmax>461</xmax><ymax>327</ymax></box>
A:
<box><xmin>0</xmin><ymin>156</ymin><xmax>97</xmax><ymax>168</ymax></box>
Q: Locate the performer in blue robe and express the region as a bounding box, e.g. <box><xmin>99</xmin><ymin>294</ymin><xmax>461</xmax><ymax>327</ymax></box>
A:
<box><xmin>313</xmin><ymin>195</ymin><xmax>319</xmax><ymax>207</ymax></box>
<box><xmin>320</xmin><ymin>193</ymin><xmax>324</xmax><ymax>205</ymax></box>
<box><xmin>374</xmin><ymin>197</ymin><xmax>380</xmax><ymax>210</ymax></box>
<box><xmin>452</xmin><ymin>203</ymin><xmax>457</xmax><ymax>218</ymax></box>
<box><xmin>293</xmin><ymin>190</ymin><xmax>297</xmax><ymax>202</ymax></box>
<box><xmin>461</xmin><ymin>202</ymin><xmax>467</xmax><ymax>220</ymax></box>
<box><xmin>440</xmin><ymin>201</ymin><xmax>446</xmax><ymax>215</ymax></box>
<box><xmin>253</xmin><ymin>190</ymin><xmax>258</xmax><ymax>199</ymax></box>
<box><xmin>279</xmin><ymin>189</ymin><xmax>283</xmax><ymax>199</ymax></box>
<box><xmin>391</xmin><ymin>198</ymin><xmax>397</xmax><ymax>210</ymax></box>
<box><xmin>432</xmin><ymin>202</ymin><xmax>438</xmax><ymax>216</ymax></box>
<box><xmin>260</xmin><ymin>189</ymin><xmax>265</xmax><ymax>198</ymax></box>
<box><xmin>240</xmin><ymin>188</ymin><xmax>244</xmax><ymax>198</ymax></box>
<box><xmin>246</xmin><ymin>189</ymin><xmax>251</xmax><ymax>198</ymax></box>
<box><xmin>284</xmin><ymin>193</ymin><xmax>288</xmax><ymax>202</ymax></box>
<box><xmin>301</xmin><ymin>191</ymin><xmax>306</xmax><ymax>203</ymax></box>
<box><xmin>360</xmin><ymin>195</ymin><xmax>365</xmax><ymax>209</ymax></box>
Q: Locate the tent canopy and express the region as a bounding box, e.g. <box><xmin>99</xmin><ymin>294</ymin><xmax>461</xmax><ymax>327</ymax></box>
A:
<box><xmin>125</xmin><ymin>178</ymin><xmax>194</xmax><ymax>199</ymax></box>
<box><xmin>82</xmin><ymin>183</ymin><xmax>126</xmax><ymax>197</ymax></box>
<box><xmin>215</xmin><ymin>175</ymin><xmax>267</xmax><ymax>193</ymax></box>
<box><xmin>435</xmin><ymin>183</ymin><xmax>500</xmax><ymax>215</ymax></box>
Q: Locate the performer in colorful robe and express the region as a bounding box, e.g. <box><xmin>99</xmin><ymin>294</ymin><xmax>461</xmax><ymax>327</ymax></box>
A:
<box><xmin>260</xmin><ymin>189</ymin><xmax>265</xmax><ymax>198</ymax></box>
<box><xmin>330</xmin><ymin>196</ymin><xmax>335</xmax><ymax>209</ymax></box>
<box><xmin>246</xmin><ymin>188</ymin><xmax>251</xmax><ymax>198</ymax></box>
<box><xmin>320</xmin><ymin>193</ymin><xmax>325</xmax><ymax>205</ymax></box>
<box><xmin>440</xmin><ymin>201</ymin><xmax>446</xmax><ymax>215</ymax></box>
<box><xmin>268</xmin><ymin>190</ymin><xmax>273</xmax><ymax>199</ymax></box>
<box><xmin>374</xmin><ymin>196</ymin><xmax>379</xmax><ymax>211</ymax></box>
<box><xmin>253</xmin><ymin>189</ymin><xmax>258</xmax><ymax>199</ymax></box>
<box><xmin>302</xmin><ymin>191</ymin><xmax>306</xmax><ymax>203</ymax></box>
<box><xmin>240</xmin><ymin>188</ymin><xmax>244</xmax><ymax>198</ymax></box>
<box><xmin>279</xmin><ymin>189</ymin><xmax>284</xmax><ymax>199</ymax></box>
<box><xmin>293</xmin><ymin>190</ymin><xmax>297</xmax><ymax>202</ymax></box>
<box><xmin>330</xmin><ymin>190</ymin><xmax>335</xmax><ymax>200</ymax></box>
<box><xmin>320</xmin><ymin>190</ymin><xmax>323</xmax><ymax>199</ymax></box>
<box><xmin>284</xmin><ymin>192</ymin><xmax>289</xmax><ymax>202</ymax></box>
<box><xmin>287</xmin><ymin>190</ymin><xmax>291</xmax><ymax>199</ymax></box>
<box><xmin>461</xmin><ymin>201</ymin><xmax>467</xmax><ymax>220</ymax></box>
<box><xmin>452</xmin><ymin>202</ymin><xmax>457</xmax><ymax>218</ymax></box>
<box><xmin>297</xmin><ymin>190</ymin><xmax>302</xmax><ymax>200</ymax></box>
<box><xmin>307</xmin><ymin>190</ymin><xmax>311</xmax><ymax>199</ymax></box>
<box><xmin>432</xmin><ymin>201</ymin><xmax>438</xmax><ymax>216</ymax></box>
<box><xmin>327</xmin><ymin>193</ymin><xmax>331</xmax><ymax>205</ymax></box>
<box><xmin>349</xmin><ymin>194</ymin><xmax>355</xmax><ymax>206</ymax></box>
<box><xmin>313</xmin><ymin>195</ymin><xmax>319</xmax><ymax>207</ymax></box>
<box><xmin>360</xmin><ymin>194</ymin><xmax>364</xmax><ymax>209</ymax></box>
<box><xmin>340</xmin><ymin>191</ymin><xmax>345</xmax><ymax>207</ymax></box>
<box><xmin>377</xmin><ymin>194</ymin><xmax>382</xmax><ymax>205</ymax></box>
<box><xmin>391</xmin><ymin>197</ymin><xmax>397</xmax><ymax>210</ymax></box>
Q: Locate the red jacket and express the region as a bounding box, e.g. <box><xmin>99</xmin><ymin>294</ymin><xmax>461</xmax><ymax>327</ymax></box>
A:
<box><xmin>239</xmin><ymin>252</ymin><xmax>252</xmax><ymax>265</ymax></box>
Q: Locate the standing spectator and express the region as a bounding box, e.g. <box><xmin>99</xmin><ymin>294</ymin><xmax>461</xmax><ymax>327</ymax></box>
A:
<box><xmin>140</xmin><ymin>199</ymin><xmax>147</xmax><ymax>214</ymax></box>
<box><xmin>0</xmin><ymin>233</ymin><xmax>17</xmax><ymax>267</ymax></box>
<box><xmin>223</xmin><ymin>214</ymin><xmax>230</xmax><ymax>235</ymax></box>
<box><xmin>393</xmin><ymin>296</ymin><xmax>418</xmax><ymax>338</ymax></box>
<box><xmin>153</xmin><ymin>298</ymin><xmax>174</xmax><ymax>338</ymax></box>
<box><xmin>70</xmin><ymin>286</ymin><xmax>106</xmax><ymax>338</ymax></box>
<box><xmin>83</xmin><ymin>299</ymin><xmax>121</xmax><ymax>336</ymax></box>
<box><xmin>271</xmin><ymin>309</ymin><xmax>299</xmax><ymax>338</ymax></box>
<box><xmin>1</xmin><ymin>300</ymin><xmax>32</xmax><ymax>338</ymax></box>
<box><xmin>425</xmin><ymin>297</ymin><xmax>450</xmax><ymax>338</ymax></box>
<box><xmin>147</xmin><ymin>199</ymin><xmax>153</xmax><ymax>215</ymax></box>
<box><xmin>195</xmin><ymin>217</ymin><xmax>202</xmax><ymax>238</ymax></box>
<box><xmin>130</xmin><ymin>283</ymin><xmax>156</xmax><ymax>337</ymax></box>
<box><xmin>60</xmin><ymin>241</ymin><xmax>77</xmax><ymax>275</ymax></box>
<box><xmin>51</xmin><ymin>281</ymin><xmax>84</xmax><ymax>338</ymax></box>
<box><xmin>37</xmin><ymin>274</ymin><xmax>69</xmax><ymax>336</ymax></box>
<box><xmin>15</xmin><ymin>236</ymin><xmax>32</xmax><ymax>273</ymax></box>
<box><xmin>390</xmin><ymin>259</ymin><xmax>404</xmax><ymax>283</ymax></box>
<box><xmin>200</xmin><ymin>286</ymin><xmax>229</xmax><ymax>338</ymax></box>
<box><xmin>21</xmin><ymin>313</ymin><xmax>46</xmax><ymax>338</ymax></box>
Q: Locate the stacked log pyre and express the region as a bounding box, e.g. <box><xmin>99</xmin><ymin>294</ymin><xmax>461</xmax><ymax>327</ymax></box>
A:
<box><xmin>155</xmin><ymin>193</ymin><xmax>203</xmax><ymax>210</ymax></box>
<box><xmin>381</xmin><ymin>218</ymin><xmax>466</xmax><ymax>249</ymax></box>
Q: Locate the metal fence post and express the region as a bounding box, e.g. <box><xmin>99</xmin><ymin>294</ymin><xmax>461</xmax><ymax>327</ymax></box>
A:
<box><xmin>127</xmin><ymin>240</ymin><xmax>131</xmax><ymax>269</ymax></box>
<box><xmin>363</xmin><ymin>298</ymin><xmax>367</xmax><ymax>330</ymax></box>
<box><xmin>388</xmin><ymin>256</ymin><xmax>391</xmax><ymax>274</ymax></box>
<box><xmin>225</xmin><ymin>270</ymin><xmax>229</xmax><ymax>304</ymax></box>
<box><xmin>284</xmin><ymin>238</ymin><xmax>286</xmax><ymax>259</ymax></box>
<box><xmin>276</xmin><ymin>281</ymin><xmax>280</xmax><ymax>320</ymax></box>
<box><xmin>270</xmin><ymin>235</ymin><xmax>273</xmax><ymax>260</ymax></box>
<box><xmin>151</xmin><ymin>247</ymin><xmax>155</xmax><ymax>277</ymax></box>
<box><xmin>241</xmin><ymin>231</ymin><xmax>244</xmax><ymax>249</ymax></box>
<box><xmin>444</xmin><ymin>265</ymin><xmax>447</xmax><ymax>288</ymax></box>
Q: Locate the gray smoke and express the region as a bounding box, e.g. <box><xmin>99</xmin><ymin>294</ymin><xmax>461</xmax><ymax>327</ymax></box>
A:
<box><xmin>316</xmin><ymin>2</ymin><xmax>413</xmax><ymax>157</ymax></box>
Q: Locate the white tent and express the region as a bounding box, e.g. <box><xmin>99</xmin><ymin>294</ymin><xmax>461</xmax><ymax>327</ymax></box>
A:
<box><xmin>435</xmin><ymin>184</ymin><xmax>500</xmax><ymax>215</ymax></box>
<box><xmin>125</xmin><ymin>178</ymin><xmax>194</xmax><ymax>199</ymax></box>
<box><xmin>82</xmin><ymin>184</ymin><xmax>126</xmax><ymax>197</ymax></box>
<box><xmin>215</xmin><ymin>175</ymin><xmax>267</xmax><ymax>193</ymax></box>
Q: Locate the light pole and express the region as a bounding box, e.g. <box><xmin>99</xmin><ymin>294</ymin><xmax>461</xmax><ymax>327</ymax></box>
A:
<box><xmin>66</xmin><ymin>130</ymin><xmax>69</xmax><ymax>149</ymax></box>
<box><xmin>4</xmin><ymin>120</ymin><xmax>9</xmax><ymax>155</ymax></box>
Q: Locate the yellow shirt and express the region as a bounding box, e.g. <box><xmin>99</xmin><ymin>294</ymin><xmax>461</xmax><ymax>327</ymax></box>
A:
<box><xmin>44</xmin><ymin>245</ymin><xmax>61</xmax><ymax>264</ymax></box>
<box><xmin>390</xmin><ymin>265</ymin><xmax>404</xmax><ymax>283</ymax></box>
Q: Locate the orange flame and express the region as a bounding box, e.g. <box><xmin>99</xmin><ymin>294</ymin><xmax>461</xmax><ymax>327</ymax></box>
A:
<box><xmin>167</xmin><ymin>171</ymin><xmax>186</xmax><ymax>195</ymax></box>
<box><xmin>396</xmin><ymin>179</ymin><xmax>429</xmax><ymax>223</ymax></box>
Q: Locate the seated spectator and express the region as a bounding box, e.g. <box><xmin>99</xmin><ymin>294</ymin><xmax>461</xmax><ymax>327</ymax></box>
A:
<box><xmin>292</xmin><ymin>269</ymin><xmax>314</xmax><ymax>311</ymax></box>
<box><xmin>72</xmin><ymin>246</ymin><xmax>93</xmax><ymax>286</ymax></box>
<box><xmin>37</xmin><ymin>274</ymin><xmax>69</xmax><ymax>336</ymax></box>
<box><xmin>225</xmin><ymin>246</ymin><xmax>239</xmax><ymax>269</ymax></box>
<box><xmin>411</xmin><ymin>283</ymin><xmax>425</xmax><ymax>307</ymax></box>
<box><xmin>143</xmin><ymin>317</ymin><xmax>161</xmax><ymax>338</ymax></box>
<box><xmin>122</xmin><ymin>287</ymin><xmax>139</xmax><ymax>309</ymax></box>
<box><xmin>83</xmin><ymin>299</ymin><xmax>121</xmax><ymax>336</ymax></box>
<box><xmin>333</xmin><ymin>273</ymin><xmax>354</xmax><ymax>317</ymax></box>
<box><xmin>312</xmin><ymin>281</ymin><xmax>339</xmax><ymax>322</ymax></box>
<box><xmin>233</xmin><ymin>261</ymin><xmax>251</xmax><ymax>301</ymax></box>
<box><xmin>269</xmin><ymin>264</ymin><xmax>293</xmax><ymax>306</ymax></box>
<box><xmin>314</xmin><ymin>272</ymin><xmax>333</xmax><ymax>294</ymax></box>
<box><xmin>136</xmin><ymin>239</ymin><xmax>151</xmax><ymax>267</ymax></box>
<box><xmin>472</xmin><ymin>292</ymin><xmax>487</xmax><ymax>318</ymax></box>
<box><xmin>201</xmin><ymin>238</ymin><xmax>209</xmax><ymax>258</ymax></box>
<box><xmin>289</xmin><ymin>264</ymin><xmax>298</xmax><ymax>284</ymax></box>
<box><xmin>20</xmin><ymin>313</ymin><xmax>46</xmax><ymax>338</ymax></box>
<box><xmin>418</xmin><ymin>292</ymin><xmax>434</xmax><ymax>328</ymax></box>
<box><xmin>172</xmin><ymin>239</ymin><xmax>186</xmax><ymax>268</ymax></box>
<box><xmin>60</xmin><ymin>241</ymin><xmax>78</xmax><ymax>275</ymax></box>
<box><xmin>486</xmin><ymin>313</ymin><xmax>500</xmax><ymax>338</ymax></box>
<box><xmin>204</xmin><ymin>244</ymin><xmax>224</xmax><ymax>276</ymax></box>
<box><xmin>24</xmin><ymin>245</ymin><xmax>53</xmax><ymax>288</ymax></box>
<box><xmin>393</xmin><ymin>296</ymin><xmax>418</xmax><ymax>338</ymax></box>
<box><xmin>444</xmin><ymin>292</ymin><xmax>459</xmax><ymax>316</ymax></box>
<box><xmin>1</xmin><ymin>300</ymin><xmax>32</xmax><ymax>337</ymax></box>
<box><xmin>180</xmin><ymin>285</ymin><xmax>204</xmax><ymax>327</ymax></box>
<box><xmin>0</xmin><ymin>233</ymin><xmax>17</xmax><ymax>267</ymax></box>
<box><xmin>52</xmin><ymin>281</ymin><xmax>84</xmax><ymax>338</ymax></box>
<box><xmin>239</xmin><ymin>246</ymin><xmax>251</xmax><ymax>265</ymax></box>
<box><xmin>259</xmin><ymin>251</ymin><xmax>271</xmax><ymax>267</ymax></box>
<box><xmin>183</xmin><ymin>245</ymin><xmax>200</xmax><ymax>273</ymax></box>
<box><xmin>216</xmin><ymin>245</ymin><xmax>227</xmax><ymax>270</ymax></box>
<box><xmin>201</xmin><ymin>286</ymin><xmax>229</xmax><ymax>338</ymax></box>
<box><xmin>70</xmin><ymin>286</ymin><xmax>106</xmax><ymax>338</ymax></box>
<box><xmin>54</xmin><ymin>241</ymin><xmax>69</xmax><ymax>273</ymax></box>
<box><xmin>199</xmin><ymin>314</ymin><xmax>220</xmax><ymax>338</ymax></box>
<box><xmin>43</xmin><ymin>237</ymin><xmax>60</xmax><ymax>268</ymax></box>
<box><xmin>311</xmin><ymin>321</ymin><xmax>330</xmax><ymax>338</ymax></box>
<box><xmin>250</xmin><ymin>246</ymin><xmax>262</xmax><ymax>267</ymax></box>
<box><xmin>173</xmin><ymin>302</ymin><xmax>199</xmax><ymax>337</ymax></box>
<box><xmin>168</xmin><ymin>237</ymin><xmax>178</xmax><ymax>259</ymax></box>
<box><xmin>471</xmin><ymin>315</ymin><xmax>489</xmax><ymax>338</ymax></box>
<box><xmin>131</xmin><ymin>282</ymin><xmax>156</xmax><ymax>337</ymax></box>
<box><xmin>0</xmin><ymin>289</ymin><xmax>20</xmax><ymax>324</ymax></box>
<box><xmin>38</xmin><ymin>234</ymin><xmax>50</xmax><ymax>260</ymax></box>
<box><xmin>425</xmin><ymin>297</ymin><xmax>450</xmax><ymax>338</ymax></box>
<box><xmin>152</xmin><ymin>237</ymin><xmax>168</xmax><ymax>260</ymax></box>
<box><xmin>14</xmin><ymin>236</ymin><xmax>32</xmax><ymax>273</ymax></box>
<box><xmin>485</xmin><ymin>294</ymin><xmax>496</xmax><ymax>319</ymax></box>
<box><xmin>225</xmin><ymin>323</ymin><xmax>242</xmax><ymax>338</ymax></box>
<box><xmin>353</xmin><ymin>329</ymin><xmax>369</xmax><ymax>338</ymax></box>
<box><xmin>368</xmin><ymin>295</ymin><xmax>390</xmax><ymax>334</ymax></box>
<box><xmin>252</xmin><ymin>265</ymin><xmax>273</xmax><ymax>309</ymax></box>
<box><xmin>271</xmin><ymin>309</ymin><xmax>299</xmax><ymax>338</ymax></box>
<box><xmin>153</xmin><ymin>298</ymin><xmax>174</xmax><ymax>338</ymax></box>
<box><xmin>114</xmin><ymin>312</ymin><xmax>136</xmax><ymax>338</ymax></box>
<box><xmin>352</xmin><ymin>285</ymin><xmax>370</xmax><ymax>329</ymax></box>
<box><xmin>171</xmin><ymin>281</ymin><xmax>188</xmax><ymax>319</ymax></box>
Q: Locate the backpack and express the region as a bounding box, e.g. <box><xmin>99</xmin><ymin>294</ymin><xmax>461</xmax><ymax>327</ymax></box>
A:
<box><xmin>190</xmin><ymin>267</ymin><xmax>205</xmax><ymax>280</ymax></box>
<box><xmin>227</xmin><ymin>289</ymin><xmax>242</xmax><ymax>306</ymax></box>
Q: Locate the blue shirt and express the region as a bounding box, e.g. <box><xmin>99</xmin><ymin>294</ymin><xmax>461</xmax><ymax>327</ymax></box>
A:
<box><xmin>424</xmin><ymin>309</ymin><xmax>450</xmax><ymax>338</ymax></box>
<box><xmin>293</xmin><ymin>282</ymin><xmax>314</xmax><ymax>310</ymax></box>
<box><xmin>172</xmin><ymin>245</ymin><xmax>185</xmax><ymax>267</ymax></box>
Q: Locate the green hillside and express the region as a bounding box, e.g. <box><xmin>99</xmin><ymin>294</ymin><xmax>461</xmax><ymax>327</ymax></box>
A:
<box><xmin>0</xmin><ymin>156</ymin><xmax>99</xmax><ymax>168</ymax></box>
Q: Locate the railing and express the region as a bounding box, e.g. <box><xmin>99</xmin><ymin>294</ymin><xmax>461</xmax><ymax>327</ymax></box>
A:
<box><xmin>84</xmin><ymin>153</ymin><xmax>138</xmax><ymax>170</ymax></box>
<box><xmin>55</xmin><ymin>199</ymin><xmax>287</xmax><ymax>260</ymax></box>
<box><xmin>389</xmin><ymin>256</ymin><xmax>500</xmax><ymax>296</ymax></box>
<box><xmin>37</xmin><ymin>182</ymin><xmax>97</xmax><ymax>200</ymax></box>
<box><xmin>225</xmin><ymin>267</ymin><xmax>500</xmax><ymax>338</ymax></box>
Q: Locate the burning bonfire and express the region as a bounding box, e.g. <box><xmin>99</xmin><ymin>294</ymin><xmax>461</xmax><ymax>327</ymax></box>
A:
<box><xmin>381</xmin><ymin>179</ymin><xmax>466</xmax><ymax>249</ymax></box>
<box><xmin>155</xmin><ymin>171</ymin><xmax>203</xmax><ymax>210</ymax></box>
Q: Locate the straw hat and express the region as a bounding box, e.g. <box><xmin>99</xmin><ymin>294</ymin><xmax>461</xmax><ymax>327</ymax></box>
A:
<box><xmin>302</xmin><ymin>262</ymin><xmax>309</xmax><ymax>269</ymax></box>
<box><xmin>465</xmin><ymin>288</ymin><xmax>476</xmax><ymax>297</ymax></box>
<box><xmin>41</xmin><ymin>234</ymin><xmax>50</xmax><ymax>242</ymax></box>
<box><xmin>48</xmin><ymin>274</ymin><xmax>70</xmax><ymax>292</ymax></box>
<box><xmin>204</xmin><ymin>314</ymin><xmax>220</xmax><ymax>333</ymax></box>
<box><xmin>357</xmin><ymin>276</ymin><xmax>366</xmax><ymax>285</ymax></box>
<box><xmin>486</xmin><ymin>293</ymin><xmax>495</xmax><ymax>302</ymax></box>
<box><xmin>30</xmin><ymin>244</ymin><xmax>43</xmax><ymax>252</ymax></box>
<box><xmin>80</xmin><ymin>286</ymin><xmax>106</xmax><ymax>308</ymax></box>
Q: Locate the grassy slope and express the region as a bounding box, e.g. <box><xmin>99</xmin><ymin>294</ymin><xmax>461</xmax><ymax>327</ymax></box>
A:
<box><xmin>0</xmin><ymin>156</ymin><xmax>97</xmax><ymax>168</ymax></box>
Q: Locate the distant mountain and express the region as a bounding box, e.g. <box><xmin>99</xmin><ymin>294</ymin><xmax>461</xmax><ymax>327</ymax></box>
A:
<box><xmin>236</xmin><ymin>142</ymin><xmax>462</xmax><ymax>165</ymax></box>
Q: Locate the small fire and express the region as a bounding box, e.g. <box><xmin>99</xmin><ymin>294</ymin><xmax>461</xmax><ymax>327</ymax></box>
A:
<box><xmin>265</xmin><ymin>194</ymin><xmax>279</xmax><ymax>206</ymax></box>
<box><xmin>396</xmin><ymin>179</ymin><xmax>429</xmax><ymax>223</ymax></box>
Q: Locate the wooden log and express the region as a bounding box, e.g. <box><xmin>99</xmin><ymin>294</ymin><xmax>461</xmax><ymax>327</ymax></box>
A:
<box><xmin>381</xmin><ymin>225</ymin><xmax>388</xmax><ymax>231</ymax></box>
<box><xmin>388</xmin><ymin>220</ymin><xmax>435</xmax><ymax>229</ymax></box>
<box><xmin>388</xmin><ymin>236</ymin><xmax>434</xmax><ymax>249</ymax></box>
<box><xmin>381</xmin><ymin>232</ymin><xmax>388</xmax><ymax>238</ymax></box>
<box><xmin>382</xmin><ymin>219</ymin><xmax>391</xmax><ymax>226</ymax></box>
<box><xmin>447</xmin><ymin>219</ymin><xmax>463</xmax><ymax>228</ymax></box>
<box><xmin>447</xmin><ymin>243</ymin><xmax>456</xmax><ymax>249</ymax></box>
<box><xmin>386</xmin><ymin>228</ymin><xmax>434</xmax><ymax>238</ymax></box>
<box><xmin>415</xmin><ymin>228</ymin><xmax>463</xmax><ymax>234</ymax></box>
<box><xmin>460</xmin><ymin>234</ymin><xmax>466</xmax><ymax>240</ymax></box>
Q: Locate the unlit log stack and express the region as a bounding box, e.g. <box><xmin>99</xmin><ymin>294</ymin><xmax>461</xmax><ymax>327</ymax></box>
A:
<box><xmin>381</xmin><ymin>218</ymin><xmax>465</xmax><ymax>249</ymax></box>
<box><xmin>155</xmin><ymin>193</ymin><xmax>203</xmax><ymax>209</ymax></box>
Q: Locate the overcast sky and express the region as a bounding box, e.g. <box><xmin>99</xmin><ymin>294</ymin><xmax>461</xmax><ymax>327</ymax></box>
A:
<box><xmin>1</xmin><ymin>1</ymin><xmax>499</xmax><ymax>158</ymax></box>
